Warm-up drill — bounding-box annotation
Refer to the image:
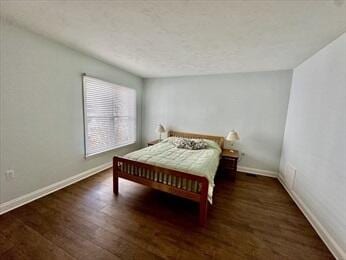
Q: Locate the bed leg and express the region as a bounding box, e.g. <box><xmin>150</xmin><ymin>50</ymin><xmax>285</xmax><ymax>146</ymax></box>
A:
<box><xmin>199</xmin><ymin>179</ymin><xmax>208</xmax><ymax>226</ymax></box>
<box><xmin>113</xmin><ymin>157</ymin><xmax>118</xmax><ymax>195</ymax></box>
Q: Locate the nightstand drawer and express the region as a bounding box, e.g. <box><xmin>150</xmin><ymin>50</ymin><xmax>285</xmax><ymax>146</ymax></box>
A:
<box><xmin>220</xmin><ymin>158</ymin><xmax>237</xmax><ymax>170</ymax></box>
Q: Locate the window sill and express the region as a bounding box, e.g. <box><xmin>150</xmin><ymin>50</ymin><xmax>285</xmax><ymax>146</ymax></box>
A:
<box><xmin>84</xmin><ymin>141</ymin><xmax>137</xmax><ymax>159</ymax></box>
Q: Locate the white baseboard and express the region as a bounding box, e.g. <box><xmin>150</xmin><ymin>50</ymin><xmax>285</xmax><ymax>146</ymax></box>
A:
<box><xmin>0</xmin><ymin>162</ymin><xmax>112</xmax><ymax>215</ymax></box>
<box><xmin>278</xmin><ymin>177</ymin><xmax>345</xmax><ymax>260</ymax></box>
<box><xmin>237</xmin><ymin>166</ymin><xmax>278</xmax><ymax>178</ymax></box>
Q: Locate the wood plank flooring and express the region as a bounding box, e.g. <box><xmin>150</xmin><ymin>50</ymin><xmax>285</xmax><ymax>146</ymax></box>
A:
<box><xmin>0</xmin><ymin>170</ymin><xmax>333</xmax><ymax>259</ymax></box>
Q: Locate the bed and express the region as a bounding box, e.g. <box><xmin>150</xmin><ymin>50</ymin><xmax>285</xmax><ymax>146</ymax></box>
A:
<box><xmin>113</xmin><ymin>131</ymin><xmax>224</xmax><ymax>225</ymax></box>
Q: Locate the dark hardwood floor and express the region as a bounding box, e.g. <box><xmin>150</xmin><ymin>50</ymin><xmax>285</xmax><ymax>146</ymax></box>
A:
<box><xmin>0</xmin><ymin>170</ymin><xmax>333</xmax><ymax>259</ymax></box>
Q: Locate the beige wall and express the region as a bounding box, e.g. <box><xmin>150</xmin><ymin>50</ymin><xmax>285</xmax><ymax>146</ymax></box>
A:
<box><xmin>280</xmin><ymin>33</ymin><xmax>346</xmax><ymax>258</ymax></box>
<box><xmin>0</xmin><ymin>20</ymin><xmax>143</xmax><ymax>203</ymax></box>
<box><xmin>143</xmin><ymin>70</ymin><xmax>292</xmax><ymax>173</ymax></box>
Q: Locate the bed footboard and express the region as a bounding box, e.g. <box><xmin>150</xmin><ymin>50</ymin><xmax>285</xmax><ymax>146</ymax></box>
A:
<box><xmin>113</xmin><ymin>156</ymin><xmax>209</xmax><ymax>225</ymax></box>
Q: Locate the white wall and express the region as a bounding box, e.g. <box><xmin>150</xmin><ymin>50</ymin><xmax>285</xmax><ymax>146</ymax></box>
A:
<box><xmin>280</xmin><ymin>33</ymin><xmax>346</xmax><ymax>258</ymax></box>
<box><xmin>0</xmin><ymin>20</ymin><xmax>143</xmax><ymax>204</ymax></box>
<box><xmin>143</xmin><ymin>70</ymin><xmax>292</xmax><ymax>173</ymax></box>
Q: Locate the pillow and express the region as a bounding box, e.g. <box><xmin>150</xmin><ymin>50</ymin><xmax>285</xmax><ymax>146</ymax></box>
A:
<box><xmin>192</xmin><ymin>139</ymin><xmax>208</xmax><ymax>150</ymax></box>
<box><xmin>173</xmin><ymin>138</ymin><xmax>207</xmax><ymax>150</ymax></box>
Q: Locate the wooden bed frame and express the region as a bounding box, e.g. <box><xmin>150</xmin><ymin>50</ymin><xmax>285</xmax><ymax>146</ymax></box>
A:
<box><xmin>113</xmin><ymin>131</ymin><xmax>224</xmax><ymax>225</ymax></box>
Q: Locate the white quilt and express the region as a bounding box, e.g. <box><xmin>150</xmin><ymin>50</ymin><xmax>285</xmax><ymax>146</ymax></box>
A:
<box><xmin>124</xmin><ymin>137</ymin><xmax>221</xmax><ymax>203</ymax></box>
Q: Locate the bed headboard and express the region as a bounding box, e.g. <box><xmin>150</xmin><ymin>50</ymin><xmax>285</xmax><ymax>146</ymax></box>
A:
<box><xmin>168</xmin><ymin>130</ymin><xmax>224</xmax><ymax>148</ymax></box>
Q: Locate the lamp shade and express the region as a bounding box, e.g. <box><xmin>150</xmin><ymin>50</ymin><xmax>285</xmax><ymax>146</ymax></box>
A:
<box><xmin>226</xmin><ymin>130</ymin><xmax>240</xmax><ymax>141</ymax></box>
<box><xmin>156</xmin><ymin>124</ymin><xmax>165</xmax><ymax>133</ymax></box>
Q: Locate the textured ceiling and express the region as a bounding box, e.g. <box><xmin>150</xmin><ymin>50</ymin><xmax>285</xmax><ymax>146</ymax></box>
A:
<box><xmin>1</xmin><ymin>0</ymin><xmax>346</xmax><ymax>78</ymax></box>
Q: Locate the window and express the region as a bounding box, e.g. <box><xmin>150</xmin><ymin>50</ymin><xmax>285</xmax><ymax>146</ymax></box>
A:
<box><xmin>83</xmin><ymin>75</ymin><xmax>136</xmax><ymax>157</ymax></box>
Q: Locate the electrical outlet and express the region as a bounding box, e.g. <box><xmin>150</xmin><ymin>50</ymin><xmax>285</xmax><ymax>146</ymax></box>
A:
<box><xmin>5</xmin><ymin>169</ymin><xmax>15</xmax><ymax>180</ymax></box>
<box><xmin>241</xmin><ymin>152</ymin><xmax>245</xmax><ymax>156</ymax></box>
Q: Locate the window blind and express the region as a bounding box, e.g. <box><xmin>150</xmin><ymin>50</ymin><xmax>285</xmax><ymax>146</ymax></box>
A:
<box><xmin>83</xmin><ymin>75</ymin><xmax>136</xmax><ymax>157</ymax></box>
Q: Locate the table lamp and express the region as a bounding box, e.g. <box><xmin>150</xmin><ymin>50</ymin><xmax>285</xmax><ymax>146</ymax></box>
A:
<box><xmin>226</xmin><ymin>130</ymin><xmax>240</xmax><ymax>152</ymax></box>
<box><xmin>156</xmin><ymin>124</ymin><xmax>165</xmax><ymax>141</ymax></box>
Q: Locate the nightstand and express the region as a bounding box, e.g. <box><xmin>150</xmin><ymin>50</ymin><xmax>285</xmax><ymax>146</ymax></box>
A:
<box><xmin>147</xmin><ymin>139</ymin><xmax>160</xmax><ymax>146</ymax></box>
<box><xmin>219</xmin><ymin>149</ymin><xmax>239</xmax><ymax>176</ymax></box>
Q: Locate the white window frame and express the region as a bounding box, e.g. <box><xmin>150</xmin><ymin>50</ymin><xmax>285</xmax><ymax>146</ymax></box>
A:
<box><xmin>82</xmin><ymin>74</ymin><xmax>136</xmax><ymax>158</ymax></box>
